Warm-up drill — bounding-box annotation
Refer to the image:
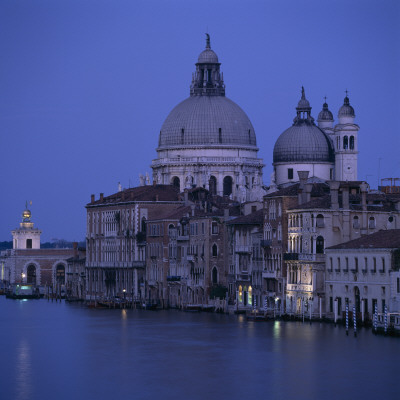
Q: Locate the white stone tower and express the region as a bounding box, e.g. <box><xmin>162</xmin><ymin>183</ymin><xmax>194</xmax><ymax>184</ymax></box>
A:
<box><xmin>332</xmin><ymin>93</ymin><xmax>359</xmax><ymax>181</ymax></box>
<box><xmin>12</xmin><ymin>203</ymin><xmax>41</xmax><ymax>249</ymax></box>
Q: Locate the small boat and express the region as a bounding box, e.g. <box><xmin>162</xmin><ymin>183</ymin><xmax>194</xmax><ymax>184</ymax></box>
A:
<box><xmin>247</xmin><ymin>314</ymin><xmax>268</xmax><ymax>322</ymax></box>
<box><xmin>185</xmin><ymin>304</ymin><xmax>202</xmax><ymax>312</ymax></box>
<box><xmin>5</xmin><ymin>284</ymin><xmax>40</xmax><ymax>300</ymax></box>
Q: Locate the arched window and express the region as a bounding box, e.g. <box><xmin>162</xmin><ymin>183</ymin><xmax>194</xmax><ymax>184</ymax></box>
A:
<box><xmin>223</xmin><ymin>176</ymin><xmax>233</xmax><ymax>196</ymax></box>
<box><xmin>343</xmin><ymin>136</ymin><xmax>348</xmax><ymax>149</ymax></box>
<box><xmin>248</xmin><ymin>286</ymin><xmax>252</xmax><ymax>306</ymax></box>
<box><xmin>27</xmin><ymin>264</ymin><xmax>36</xmax><ymax>285</ymax></box>
<box><xmin>172</xmin><ymin>176</ymin><xmax>180</xmax><ymax>189</ymax></box>
<box><xmin>353</xmin><ymin>216</ymin><xmax>360</xmax><ymax>229</ymax></box>
<box><xmin>238</xmin><ymin>285</ymin><xmax>243</xmax><ymax>303</ymax></box>
<box><xmin>56</xmin><ymin>264</ymin><xmax>65</xmax><ymax>285</ymax></box>
<box><xmin>212</xmin><ymin>267</ymin><xmax>218</xmax><ymax>285</ymax></box>
<box><xmin>141</xmin><ymin>217</ymin><xmax>147</xmax><ymax>233</ymax></box>
<box><xmin>369</xmin><ymin>217</ymin><xmax>376</xmax><ymax>229</ymax></box>
<box><xmin>168</xmin><ymin>224</ymin><xmax>175</xmax><ymax>237</ymax></box>
<box><xmin>209</xmin><ymin>176</ymin><xmax>217</xmax><ymax>195</ymax></box>
<box><xmin>218</xmin><ymin>128</ymin><xmax>222</xmax><ymax>143</ymax></box>
<box><xmin>212</xmin><ymin>244</ymin><xmax>218</xmax><ymax>257</ymax></box>
<box><xmin>350</xmin><ymin>136</ymin><xmax>355</xmax><ymax>150</ymax></box>
<box><xmin>316</xmin><ymin>214</ymin><xmax>324</xmax><ymax>228</ymax></box>
<box><xmin>316</xmin><ymin>236</ymin><xmax>324</xmax><ymax>254</ymax></box>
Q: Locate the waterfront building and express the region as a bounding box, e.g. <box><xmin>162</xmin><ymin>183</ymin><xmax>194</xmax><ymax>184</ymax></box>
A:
<box><xmin>65</xmin><ymin>246</ymin><xmax>86</xmax><ymax>300</ymax></box>
<box><xmin>262</xmin><ymin>181</ymin><xmax>323</xmax><ymax>311</ymax></box>
<box><xmin>145</xmin><ymin>188</ymin><xmax>236</xmax><ymax>307</ymax></box>
<box><xmin>85</xmin><ymin>184</ymin><xmax>182</xmax><ymax>299</ymax></box>
<box><xmin>284</xmin><ymin>176</ymin><xmax>400</xmax><ymax>317</ymax></box>
<box><xmin>325</xmin><ymin>229</ymin><xmax>400</xmax><ymax>321</ymax></box>
<box><xmin>226</xmin><ymin>208</ymin><xmax>264</xmax><ymax>310</ymax></box>
<box><xmin>151</xmin><ymin>35</ymin><xmax>265</xmax><ymax>202</ymax></box>
<box><xmin>272</xmin><ymin>88</ymin><xmax>359</xmax><ymax>187</ymax></box>
<box><xmin>0</xmin><ymin>206</ymin><xmax>80</xmax><ymax>288</ymax></box>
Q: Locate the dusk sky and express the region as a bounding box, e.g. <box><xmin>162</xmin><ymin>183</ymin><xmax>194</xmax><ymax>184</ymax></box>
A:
<box><xmin>1</xmin><ymin>0</ymin><xmax>399</xmax><ymax>242</ymax></box>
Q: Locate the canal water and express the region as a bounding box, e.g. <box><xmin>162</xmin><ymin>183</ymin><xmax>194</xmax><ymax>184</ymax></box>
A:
<box><xmin>0</xmin><ymin>296</ymin><xmax>398</xmax><ymax>400</ymax></box>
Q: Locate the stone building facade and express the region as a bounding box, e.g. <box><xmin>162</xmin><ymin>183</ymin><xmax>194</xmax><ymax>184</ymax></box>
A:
<box><xmin>85</xmin><ymin>185</ymin><xmax>182</xmax><ymax>300</ymax></box>
<box><xmin>285</xmin><ymin>177</ymin><xmax>400</xmax><ymax>317</ymax></box>
<box><xmin>0</xmin><ymin>207</ymin><xmax>79</xmax><ymax>289</ymax></box>
<box><xmin>145</xmin><ymin>189</ymin><xmax>234</xmax><ymax>307</ymax></box>
<box><xmin>325</xmin><ymin>229</ymin><xmax>400</xmax><ymax>320</ymax></box>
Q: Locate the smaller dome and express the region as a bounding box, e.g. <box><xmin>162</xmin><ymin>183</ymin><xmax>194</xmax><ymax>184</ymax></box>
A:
<box><xmin>297</xmin><ymin>97</ymin><xmax>310</xmax><ymax>109</ymax></box>
<box><xmin>318</xmin><ymin>102</ymin><xmax>333</xmax><ymax>121</ymax></box>
<box><xmin>198</xmin><ymin>49</ymin><xmax>218</xmax><ymax>64</ymax></box>
<box><xmin>22</xmin><ymin>209</ymin><xmax>31</xmax><ymax>222</ymax></box>
<box><xmin>296</xmin><ymin>86</ymin><xmax>310</xmax><ymax>110</ymax></box>
<box><xmin>338</xmin><ymin>96</ymin><xmax>355</xmax><ymax>117</ymax></box>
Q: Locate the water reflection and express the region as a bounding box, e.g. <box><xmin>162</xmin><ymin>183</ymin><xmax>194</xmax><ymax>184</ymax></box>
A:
<box><xmin>1</xmin><ymin>298</ymin><xmax>399</xmax><ymax>400</ymax></box>
<box><xmin>15</xmin><ymin>339</ymin><xmax>32</xmax><ymax>400</ymax></box>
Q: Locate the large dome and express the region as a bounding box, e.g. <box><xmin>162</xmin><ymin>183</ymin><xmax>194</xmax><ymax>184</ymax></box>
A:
<box><xmin>158</xmin><ymin>95</ymin><xmax>257</xmax><ymax>149</ymax></box>
<box><xmin>273</xmin><ymin>123</ymin><xmax>334</xmax><ymax>163</ymax></box>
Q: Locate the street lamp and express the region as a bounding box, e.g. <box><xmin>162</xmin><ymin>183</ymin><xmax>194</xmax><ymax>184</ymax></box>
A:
<box><xmin>21</xmin><ymin>272</ymin><xmax>26</xmax><ymax>283</ymax></box>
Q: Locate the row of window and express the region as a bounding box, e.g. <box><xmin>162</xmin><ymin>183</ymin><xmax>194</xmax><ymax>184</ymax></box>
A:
<box><xmin>329</xmin><ymin>256</ymin><xmax>387</xmax><ymax>273</ymax></box>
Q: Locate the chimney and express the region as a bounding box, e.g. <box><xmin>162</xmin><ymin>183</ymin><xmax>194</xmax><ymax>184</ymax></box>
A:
<box><xmin>91</xmin><ymin>194</ymin><xmax>95</xmax><ymax>204</ymax></box>
<box><xmin>100</xmin><ymin>193</ymin><xmax>104</xmax><ymax>202</ymax></box>
<box><xmin>305</xmin><ymin>183</ymin><xmax>313</xmax><ymax>203</ymax></box>
<box><xmin>329</xmin><ymin>181</ymin><xmax>340</xmax><ymax>210</ymax></box>
<box><xmin>184</xmin><ymin>190</ymin><xmax>189</xmax><ymax>206</ymax></box>
<box><xmin>360</xmin><ymin>182</ymin><xmax>368</xmax><ymax>212</ymax></box>
<box><xmin>297</xmin><ymin>171</ymin><xmax>309</xmax><ymax>205</ymax></box>
<box><xmin>342</xmin><ymin>187</ymin><xmax>350</xmax><ymax>210</ymax></box>
<box><xmin>156</xmin><ymin>194</ymin><xmax>159</xmax><ymax>202</ymax></box>
<box><xmin>121</xmin><ymin>191</ymin><xmax>125</xmax><ymax>201</ymax></box>
<box><xmin>73</xmin><ymin>242</ymin><xmax>78</xmax><ymax>258</ymax></box>
<box><xmin>224</xmin><ymin>208</ymin><xmax>229</xmax><ymax>219</ymax></box>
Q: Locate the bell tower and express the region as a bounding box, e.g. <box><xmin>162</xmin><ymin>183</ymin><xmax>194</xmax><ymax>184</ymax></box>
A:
<box><xmin>333</xmin><ymin>92</ymin><xmax>359</xmax><ymax>181</ymax></box>
<box><xmin>11</xmin><ymin>203</ymin><xmax>42</xmax><ymax>249</ymax></box>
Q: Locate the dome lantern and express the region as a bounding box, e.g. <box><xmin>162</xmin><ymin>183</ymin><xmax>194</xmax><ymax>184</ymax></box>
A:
<box><xmin>190</xmin><ymin>34</ymin><xmax>225</xmax><ymax>97</ymax></box>
<box><xmin>293</xmin><ymin>87</ymin><xmax>314</xmax><ymax>125</ymax></box>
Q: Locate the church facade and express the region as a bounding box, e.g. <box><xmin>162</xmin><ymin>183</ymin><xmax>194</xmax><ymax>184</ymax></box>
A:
<box><xmin>272</xmin><ymin>88</ymin><xmax>359</xmax><ymax>187</ymax></box>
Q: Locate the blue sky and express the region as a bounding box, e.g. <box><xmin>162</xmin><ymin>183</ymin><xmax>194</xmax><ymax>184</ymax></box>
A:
<box><xmin>1</xmin><ymin>0</ymin><xmax>399</xmax><ymax>241</ymax></box>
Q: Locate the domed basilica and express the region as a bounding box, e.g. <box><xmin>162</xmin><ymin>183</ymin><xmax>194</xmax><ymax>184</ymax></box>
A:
<box><xmin>151</xmin><ymin>36</ymin><xmax>359</xmax><ymax>198</ymax></box>
<box><xmin>272</xmin><ymin>87</ymin><xmax>359</xmax><ymax>187</ymax></box>
<box><xmin>151</xmin><ymin>35</ymin><xmax>265</xmax><ymax>202</ymax></box>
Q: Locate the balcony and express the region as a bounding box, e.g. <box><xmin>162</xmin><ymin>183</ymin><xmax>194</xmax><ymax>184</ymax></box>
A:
<box><xmin>260</xmin><ymin>240</ymin><xmax>272</xmax><ymax>248</ymax></box>
<box><xmin>131</xmin><ymin>261</ymin><xmax>146</xmax><ymax>268</ymax></box>
<box><xmin>298</xmin><ymin>253</ymin><xmax>325</xmax><ymax>262</ymax></box>
<box><xmin>262</xmin><ymin>270</ymin><xmax>277</xmax><ymax>279</ymax></box>
<box><xmin>284</xmin><ymin>253</ymin><xmax>299</xmax><ymax>261</ymax></box>
<box><xmin>177</xmin><ymin>235</ymin><xmax>189</xmax><ymax>241</ymax></box>
<box><xmin>167</xmin><ymin>276</ymin><xmax>181</xmax><ymax>282</ymax></box>
<box><xmin>235</xmin><ymin>245</ymin><xmax>252</xmax><ymax>253</ymax></box>
<box><xmin>236</xmin><ymin>273</ymin><xmax>250</xmax><ymax>281</ymax></box>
